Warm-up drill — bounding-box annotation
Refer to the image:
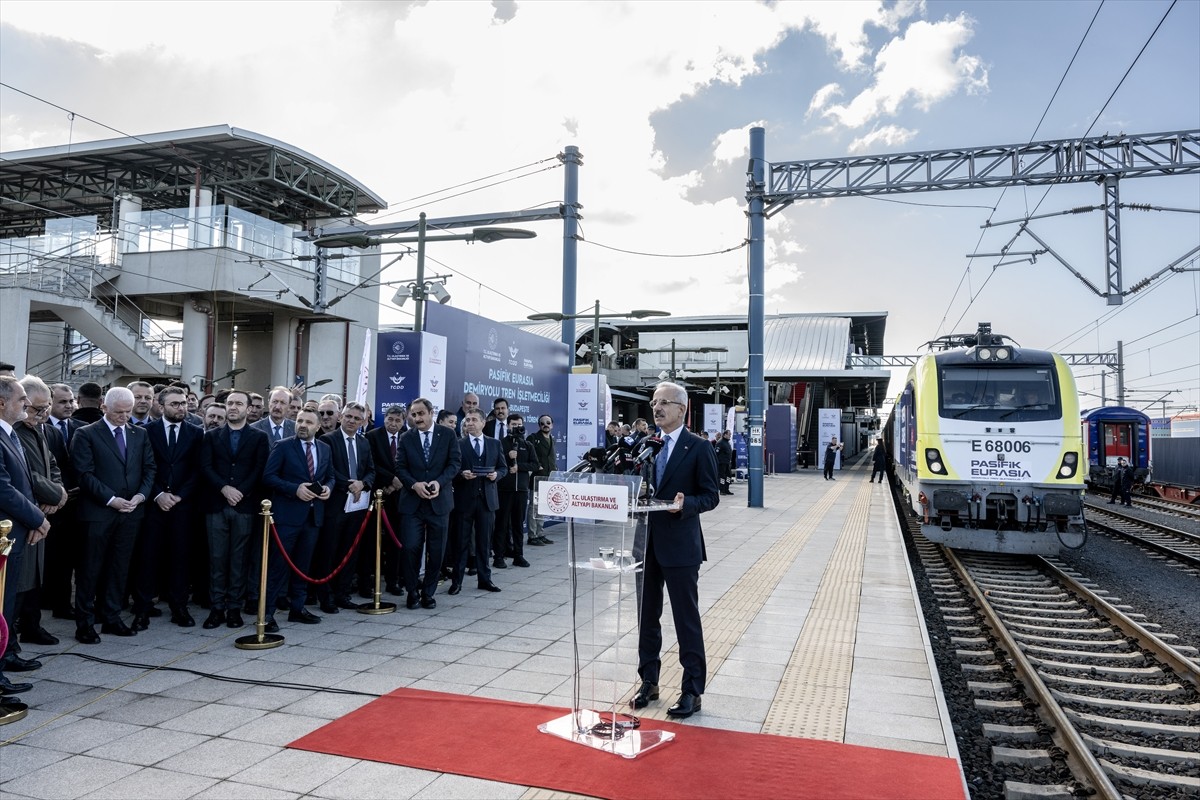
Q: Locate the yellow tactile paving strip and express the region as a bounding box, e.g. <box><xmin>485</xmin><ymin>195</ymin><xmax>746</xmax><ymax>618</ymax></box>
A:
<box><xmin>761</xmin><ymin>475</ymin><xmax>872</xmax><ymax>740</ymax></box>
<box><xmin>523</xmin><ymin>463</ymin><xmax>873</xmax><ymax>799</ymax></box>
<box><xmin>636</xmin><ymin>469</ymin><xmax>863</xmax><ymax>723</ymax></box>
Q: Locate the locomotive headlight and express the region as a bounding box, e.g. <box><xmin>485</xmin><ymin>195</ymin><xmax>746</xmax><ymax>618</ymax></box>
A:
<box><xmin>977</xmin><ymin>347</ymin><xmax>992</xmax><ymax>361</ymax></box>
<box><xmin>1057</xmin><ymin>452</ymin><xmax>1078</xmax><ymax>479</ymax></box>
<box><xmin>995</xmin><ymin>347</ymin><xmax>1011</xmax><ymax>360</ymax></box>
<box><xmin>925</xmin><ymin>448</ymin><xmax>947</xmax><ymax>475</ymax></box>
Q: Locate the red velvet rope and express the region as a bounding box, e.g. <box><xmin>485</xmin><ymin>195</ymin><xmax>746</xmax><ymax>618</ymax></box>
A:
<box><xmin>269</xmin><ymin>508</ymin><xmax>371</xmax><ymax>585</ymax></box>
<box><xmin>0</xmin><ymin>552</ymin><xmax>8</xmax><ymax>658</ymax></box>
<box><xmin>380</xmin><ymin>508</ymin><xmax>404</xmax><ymax>551</ymax></box>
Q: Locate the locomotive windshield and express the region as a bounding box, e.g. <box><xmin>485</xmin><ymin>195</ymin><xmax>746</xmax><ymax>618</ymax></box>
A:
<box><xmin>939</xmin><ymin>366</ymin><xmax>1060</xmax><ymax>422</ymax></box>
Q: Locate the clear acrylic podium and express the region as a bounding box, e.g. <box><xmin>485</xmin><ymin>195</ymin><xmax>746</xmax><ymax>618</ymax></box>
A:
<box><xmin>533</xmin><ymin>471</ymin><xmax>677</xmax><ymax>758</ymax></box>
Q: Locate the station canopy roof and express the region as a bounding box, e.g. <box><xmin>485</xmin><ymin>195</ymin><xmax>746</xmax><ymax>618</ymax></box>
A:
<box><xmin>0</xmin><ymin>125</ymin><xmax>387</xmax><ymax>238</ymax></box>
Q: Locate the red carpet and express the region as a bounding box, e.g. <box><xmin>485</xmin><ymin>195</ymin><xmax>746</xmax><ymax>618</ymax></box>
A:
<box><xmin>289</xmin><ymin>688</ymin><xmax>965</xmax><ymax>799</ymax></box>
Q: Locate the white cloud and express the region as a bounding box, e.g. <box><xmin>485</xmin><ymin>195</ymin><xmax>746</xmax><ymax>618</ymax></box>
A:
<box><xmin>712</xmin><ymin>120</ymin><xmax>765</xmax><ymax>165</ymax></box>
<box><xmin>774</xmin><ymin>0</ymin><xmax>924</xmax><ymax>71</ymax></box>
<box><xmin>822</xmin><ymin>13</ymin><xmax>987</xmax><ymax>128</ymax></box>
<box><xmin>806</xmin><ymin>82</ymin><xmax>843</xmax><ymax>119</ymax></box>
<box><xmin>848</xmin><ymin>124</ymin><xmax>918</xmax><ymax>153</ymax></box>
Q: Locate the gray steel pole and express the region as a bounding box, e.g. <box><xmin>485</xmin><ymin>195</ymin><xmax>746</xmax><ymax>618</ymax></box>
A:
<box><xmin>414</xmin><ymin>212</ymin><xmax>427</xmax><ymax>331</ymax></box>
<box><xmin>561</xmin><ymin>146</ymin><xmax>582</xmax><ymax>351</ymax></box>
<box><xmin>1116</xmin><ymin>340</ymin><xmax>1125</xmax><ymax>405</ymax></box>
<box><xmin>747</xmin><ymin>127</ymin><xmax>766</xmax><ymax>507</ymax></box>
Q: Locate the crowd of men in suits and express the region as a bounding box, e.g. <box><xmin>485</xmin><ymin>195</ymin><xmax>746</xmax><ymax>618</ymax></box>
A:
<box><xmin>0</xmin><ymin>372</ymin><xmax>561</xmax><ymax>702</ymax></box>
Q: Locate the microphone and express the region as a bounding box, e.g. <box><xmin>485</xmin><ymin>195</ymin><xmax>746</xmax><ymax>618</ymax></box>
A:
<box><xmin>633</xmin><ymin>436</ymin><xmax>664</xmax><ymax>466</ymax></box>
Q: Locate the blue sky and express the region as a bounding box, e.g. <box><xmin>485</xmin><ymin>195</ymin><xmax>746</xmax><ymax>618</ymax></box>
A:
<box><xmin>2</xmin><ymin>0</ymin><xmax>1197</xmax><ymax>416</ymax></box>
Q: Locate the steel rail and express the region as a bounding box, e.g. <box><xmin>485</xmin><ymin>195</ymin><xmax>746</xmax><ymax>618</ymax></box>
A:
<box><xmin>1039</xmin><ymin>556</ymin><xmax>1200</xmax><ymax>689</ymax></box>
<box><xmin>942</xmin><ymin>547</ymin><xmax>1124</xmax><ymax>799</ymax></box>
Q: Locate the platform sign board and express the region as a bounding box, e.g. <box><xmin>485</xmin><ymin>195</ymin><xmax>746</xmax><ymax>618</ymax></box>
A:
<box><xmin>703</xmin><ymin>404</ymin><xmax>724</xmax><ymax>435</ymax></box>
<box><xmin>374</xmin><ymin>331</ymin><xmax>447</xmax><ymax>415</ymax></box>
<box><xmin>818</xmin><ymin>407</ymin><xmax>842</xmax><ymax>470</ymax></box>
<box><xmin>424</xmin><ymin>303</ymin><xmax>571</xmax><ymax>470</ymax></box>
<box><xmin>566</xmin><ymin>373</ymin><xmax>607</xmax><ymax>467</ymax></box>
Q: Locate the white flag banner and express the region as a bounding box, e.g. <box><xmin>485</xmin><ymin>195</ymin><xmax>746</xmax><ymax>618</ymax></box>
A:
<box><xmin>354</xmin><ymin>327</ymin><xmax>371</xmax><ymax>405</ymax></box>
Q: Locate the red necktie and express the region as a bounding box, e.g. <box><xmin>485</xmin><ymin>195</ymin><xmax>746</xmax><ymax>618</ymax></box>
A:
<box><xmin>305</xmin><ymin>441</ymin><xmax>315</xmax><ymax>479</ymax></box>
<box><xmin>390</xmin><ymin>434</ymin><xmax>397</xmax><ymax>462</ymax></box>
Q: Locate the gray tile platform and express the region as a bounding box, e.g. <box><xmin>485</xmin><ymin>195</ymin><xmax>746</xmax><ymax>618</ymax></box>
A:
<box><xmin>0</xmin><ymin>465</ymin><xmax>962</xmax><ymax>798</ymax></box>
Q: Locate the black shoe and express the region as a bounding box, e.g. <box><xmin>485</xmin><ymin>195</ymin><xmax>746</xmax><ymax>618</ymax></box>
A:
<box><xmin>536</xmin><ymin>536</ymin><xmax>554</xmax><ymax>545</ymax></box>
<box><xmin>420</xmin><ymin>595</ymin><xmax>437</xmax><ymax>609</ymax></box>
<box><xmin>225</xmin><ymin>611</ymin><xmax>244</xmax><ymax>629</ymax></box>
<box><xmin>492</xmin><ymin>557</ymin><xmax>507</xmax><ymax>569</ymax></box>
<box><xmin>406</xmin><ymin>594</ymin><xmax>419</xmax><ymax>609</ymax></box>
<box><xmin>512</xmin><ymin>557</ymin><xmax>530</xmax><ymax>568</ymax></box>
<box><xmin>527</xmin><ymin>538</ymin><xmax>545</xmax><ymax>546</ymax></box>
<box><xmin>145</xmin><ymin>606</ymin><xmax>163</xmax><ymax>618</ymax></box>
<box><xmin>288</xmin><ymin>609</ymin><xmax>321</xmax><ymax>624</ymax></box>
<box><xmin>477</xmin><ymin>581</ymin><xmax>501</xmax><ymax>593</ymax></box>
<box><xmin>386</xmin><ymin>584</ymin><xmax>402</xmax><ymax>596</ymax></box>
<box><xmin>3</xmin><ymin>654</ymin><xmax>42</xmax><ymax>672</ymax></box>
<box><xmin>447</xmin><ymin>584</ymin><xmax>462</xmax><ymax>595</ymax></box>
<box><xmin>202</xmin><ymin>610</ymin><xmax>226</xmax><ymax>629</ymax></box>
<box><xmin>101</xmin><ymin>620</ymin><xmax>137</xmax><ymax>637</ymax></box>
<box><xmin>631</xmin><ymin>681</ymin><xmax>659</xmax><ymax>709</ymax></box>
<box><xmin>20</xmin><ymin>628</ymin><xmax>59</xmax><ymax>646</ymax></box>
<box><xmin>666</xmin><ymin>693</ymin><xmax>702</xmax><ymax>718</ymax></box>
<box><xmin>170</xmin><ymin>609</ymin><xmax>195</xmax><ymax>628</ymax></box>
<box><xmin>131</xmin><ymin>614</ymin><xmax>150</xmax><ymax>632</ymax></box>
<box><xmin>263</xmin><ymin>617</ymin><xmax>279</xmax><ymax>633</ymax></box>
<box><xmin>336</xmin><ymin>597</ymin><xmax>359</xmax><ymax>610</ymax></box>
<box><xmin>467</xmin><ymin>567</ymin><xmax>478</xmax><ymax>576</ymax></box>
<box><xmin>75</xmin><ymin>626</ymin><xmax>100</xmax><ymax>644</ymax></box>
<box><xmin>358</xmin><ymin>587</ymin><xmax>374</xmax><ymax>599</ymax></box>
<box><xmin>0</xmin><ymin>675</ymin><xmax>32</xmax><ymax>695</ymax></box>
<box><xmin>320</xmin><ymin>603</ymin><xmax>340</xmax><ymax>615</ymax></box>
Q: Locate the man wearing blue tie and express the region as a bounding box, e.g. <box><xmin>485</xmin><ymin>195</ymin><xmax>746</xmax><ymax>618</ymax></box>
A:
<box><xmin>395</xmin><ymin>398</ymin><xmax>461</xmax><ymax>609</ymax></box>
<box><xmin>262</xmin><ymin>409</ymin><xmax>332</xmax><ymax>631</ymax></box>
<box><xmin>450</xmin><ymin>410</ymin><xmax>507</xmax><ymax>595</ymax></box>
<box><xmin>631</xmin><ymin>381</ymin><xmax>720</xmax><ymax>719</ymax></box>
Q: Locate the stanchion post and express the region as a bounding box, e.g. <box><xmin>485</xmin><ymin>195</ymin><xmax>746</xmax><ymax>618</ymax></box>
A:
<box><xmin>0</xmin><ymin>520</ymin><xmax>30</xmax><ymax>723</ymax></box>
<box><xmin>359</xmin><ymin>490</ymin><xmax>396</xmax><ymax>615</ymax></box>
<box><xmin>235</xmin><ymin>501</ymin><xmax>285</xmax><ymax>650</ymax></box>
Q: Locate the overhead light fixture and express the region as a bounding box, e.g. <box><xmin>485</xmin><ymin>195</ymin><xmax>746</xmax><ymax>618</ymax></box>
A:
<box><xmin>428</xmin><ymin>282</ymin><xmax>452</xmax><ymax>304</ymax></box>
<box><xmin>577</xmin><ymin>344</ymin><xmax>591</xmax><ymax>358</ymax></box>
<box><xmin>392</xmin><ymin>287</ymin><xmax>409</xmax><ymax>307</ymax></box>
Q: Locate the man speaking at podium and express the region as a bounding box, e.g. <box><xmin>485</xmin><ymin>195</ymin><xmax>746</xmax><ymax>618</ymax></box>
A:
<box><xmin>632</xmin><ymin>381</ymin><xmax>720</xmax><ymax>719</ymax></box>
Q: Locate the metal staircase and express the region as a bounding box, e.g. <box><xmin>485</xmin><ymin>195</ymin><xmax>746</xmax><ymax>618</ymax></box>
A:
<box><xmin>2</xmin><ymin>254</ymin><xmax>180</xmax><ymax>377</ymax></box>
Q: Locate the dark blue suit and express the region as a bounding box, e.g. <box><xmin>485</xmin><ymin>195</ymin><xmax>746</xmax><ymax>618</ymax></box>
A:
<box><xmin>1</xmin><ymin>421</ymin><xmax>46</xmax><ymax>678</ymax></box>
<box><xmin>315</xmin><ymin>430</ymin><xmax>375</xmax><ymax>607</ymax></box>
<box><xmin>395</xmin><ymin>425</ymin><xmax>461</xmax><ymax>600</ymax></box>
<box><xmin>637</xmin><ymin>428</ymin><xmax>720</xmax><ymax>697</ymax></box>
<box><xmin>200</xmin><ymin>424</ymin><xmax>270</xmax><ymax>612</ymax></box>
<box><xmin>451</xmin><ymin>435</ymin><xmax>506</xmax><ymax>587</ymax></box>
<box><xmin>262</xmin><ymin>436</ymin><xmax>333</xmax><ymax>616</ymax></box>
<box><xmin>133</xmin><ymin>419</ymin><xmax>202</xmax><ymax>615</ymax></box>
<box><xmin>71</xmin><ymin>420</ymin><xmax>156</xmax><ymax>628</ymax></box>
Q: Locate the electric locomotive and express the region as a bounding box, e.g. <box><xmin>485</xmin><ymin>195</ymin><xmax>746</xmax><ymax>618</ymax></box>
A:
<box><xmin>886</xmin><ymin>323</ymin><xmax>1085</xmax><ymax>554</ymax></box>
<box><xmin>1081</xmin><ymin>406</ymin><xmax>1152</xmax><ymax>493</ymax></box>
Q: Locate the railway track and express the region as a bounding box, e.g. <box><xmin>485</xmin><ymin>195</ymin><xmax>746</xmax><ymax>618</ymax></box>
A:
<box><xmin>1132</xmin><ymin>494</ymin><xmax>1200</xmax><ymax>522</ymax></box>
<box><xmin>1083</xmin><ymin>502</ymin><xmax>1200</xmax><ymax>572</ymax></box>
<box><xmin>909</xmin><ymin>528</ymin><xmax>1200</xmax><ymax>799</ymax></box>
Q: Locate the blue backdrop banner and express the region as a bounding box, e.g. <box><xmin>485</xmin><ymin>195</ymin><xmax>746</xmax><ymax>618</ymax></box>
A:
<box><xmin>425</xmin><ymin>304</ymin><xmax>570</xmax><ymax>469</ymax></box>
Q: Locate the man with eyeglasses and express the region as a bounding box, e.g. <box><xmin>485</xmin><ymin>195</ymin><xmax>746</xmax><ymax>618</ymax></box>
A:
<box><xmin>9</xmin><ymin>376</ymin><xmax>66</xmax><ymax>666</ymax></box>
<box><xmin>631</xmin><ymin>382</ymin><xmax>720</xmax><ymax>720</ymax></box>
<box><xmin>316</xmin><ymin>399</ymin><xmax>342</xmax><ymax>437</ymax></box>
<box><xmin>526</xmin><ymin>415</ymin><xmax>556</xmax><ymax>545</ymax></box>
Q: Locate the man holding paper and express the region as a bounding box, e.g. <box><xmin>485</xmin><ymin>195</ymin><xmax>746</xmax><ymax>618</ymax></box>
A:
<box><xmin>315</xmin><ymin>402</ymin><xmax>375</xmax><ymax>612</ymax></box>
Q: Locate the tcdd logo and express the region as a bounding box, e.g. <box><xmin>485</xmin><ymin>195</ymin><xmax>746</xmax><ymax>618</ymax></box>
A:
<box><xmin>392</xmin><ymin>341</ymin><xmax>405</xmax><ymax>355</ymax></box>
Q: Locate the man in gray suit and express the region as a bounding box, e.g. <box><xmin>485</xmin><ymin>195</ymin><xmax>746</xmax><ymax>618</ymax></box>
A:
<box><xmin>71</xmin><ymin>386</ymin><xmax>157</xmax><ymax>643</ymax></box>
<box><xmin>251</xmin><ymin>386</ymin><xmax>297</xmax><ymax>448</ymax></box>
